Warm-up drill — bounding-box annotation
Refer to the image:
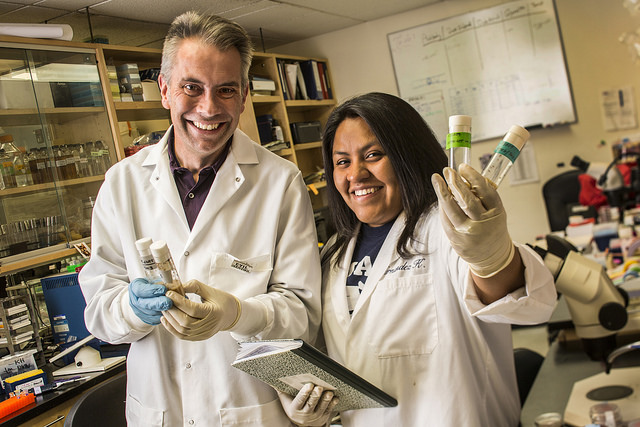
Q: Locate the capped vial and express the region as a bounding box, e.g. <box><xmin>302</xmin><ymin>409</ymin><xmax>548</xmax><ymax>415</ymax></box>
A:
<box><xmin>150</xmin><ymin>240</ymin><xmax>185</xmax><ymax>295</ymax></box>
<box><xmin>446</xmin><ymin>115</ymin><xmax>472</xmax><ymax>171</ymax></box>
<box><xmin>135</xmin><ymin>237</ymin><xmax>162</xmax><ymax>281</ymax></box>
<box><xmin>481</xmin><ymin>125</ymin><xmax>530</xmax><ymax>188</ymax></box>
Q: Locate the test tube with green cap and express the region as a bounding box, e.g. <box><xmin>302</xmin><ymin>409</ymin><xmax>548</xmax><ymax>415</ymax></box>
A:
<box><xmin>481</xmin><ymin>125</ymin><xmax>530</xmax><ymax>188</ymax></box>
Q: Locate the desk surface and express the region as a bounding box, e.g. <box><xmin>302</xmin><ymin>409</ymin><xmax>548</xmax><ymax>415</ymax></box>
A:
<box><xmin>0</xmin><ymin>360</ymin><xmax>126</xmax><ymax>426</ymax></box>
<box><xmin>520</xmin><ymin>336</ymin><xmax>640</xmax><ymax>426</ymax></box>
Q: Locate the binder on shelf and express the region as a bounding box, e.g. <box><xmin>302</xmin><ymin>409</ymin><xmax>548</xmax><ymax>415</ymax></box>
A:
<box><xmin>317</xmin><ymin>62</ymin><xmax>330</xmax><ymax>99</ymax></box>
<box><xmin>284</xmin><ymin>62</ymin><xmax>300</xmax><ymax>100</ymax></box>
<box><xmin>296</xmin><ymin>63</ymin><xmax>309</xmax><ymax>100</ymax></box>
<box><xmin>276</xmin><ymin>59</ymin><xmax>289</xmax><ymax>100</ymax></box>
<box><xmin>232</xmin><ymin>339</ymin><xmax>397</xmax><ymax>412</ymax></box>
<box><xmin>300</xmin><ymin>60</ymin><xmax>323</xmax><ymax>100</ymax></box>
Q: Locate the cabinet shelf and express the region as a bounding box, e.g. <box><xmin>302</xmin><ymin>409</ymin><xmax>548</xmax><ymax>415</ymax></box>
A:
<box><xmin>0</xmin><ymin>175</ymin><xmax>104</xmax><ymax>197</ymax></box>
<box><xmin>252</xmin><ymin>95</ymin><xmax>281</xmax><ymax>104</ymax></box>
<box><xmin>285</xmin><ymin>99</ymin><xmax>336</xmax><ymax>110</ymax></box>
<box><xmin>0</xmin><ymin>106</ymin><xmax>106</xmax><ymax>126</ymax></box>
<box><xmin>294</xmin><ymin>141</ymin><xmax>322</xmax><ymax>151</ymax></box>
<box><xmin>114</xmin><ymin>101</ymin><xmax>169</xmax><ymax>121</ymax></box>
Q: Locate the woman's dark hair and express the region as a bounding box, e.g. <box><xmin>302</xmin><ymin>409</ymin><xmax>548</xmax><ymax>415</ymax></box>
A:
<box><xmin>321</xmin><ymin>92</ymin><xmax>447</xmax><ymax>267</ymax></box>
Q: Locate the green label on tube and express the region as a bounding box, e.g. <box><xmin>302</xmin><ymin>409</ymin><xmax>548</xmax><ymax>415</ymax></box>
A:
<box><xmin>446</xmin><ymin>132</ymin><xmax>471</xmax><ymax>149</ymax></box>
<box><xmin>494</xmin><ymin>140</ymin><xmax>520</xmax><ymax>162</ymax></box>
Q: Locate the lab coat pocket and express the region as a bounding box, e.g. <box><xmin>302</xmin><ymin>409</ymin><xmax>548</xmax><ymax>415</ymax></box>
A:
<box><xmin>367</xmin><ymin>273</ymin><xmax>438</xmax><ymax>358</ymax></box>
<box><xmin>219</xmin><ymin>397</ymin><xmax>293</xmax><ymax>426</ymax></box>
<box><xmin>126</xmin><ymin>394</ymin><xmax>164</xmax><ymax>426</ymax></box>
<box><xmin>208</xmin><ymin>253</ymin><xmax>272</xmax><ymax>297</ymax></box>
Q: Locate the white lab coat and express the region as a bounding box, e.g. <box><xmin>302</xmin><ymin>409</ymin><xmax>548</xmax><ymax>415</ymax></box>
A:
<box><xmin>79</xmin><ymin>127</ymin><xmax>320</xmax><ymax>426</ymax></box>
<box><xmin>321</xmin><ymin>210</ymin><xmax>556</xmax><ymax>427</ymax></box>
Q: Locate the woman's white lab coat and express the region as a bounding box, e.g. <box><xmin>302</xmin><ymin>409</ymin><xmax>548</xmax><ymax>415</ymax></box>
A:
<box><xmin>321</xmin><ymin>210</ymin><xmax>556</xmax><ymax>427</ymax></box>
<box><xmin>79</xmin><ymin>127</ymin><xmax>320</xmax><ymax>426</ymax></box>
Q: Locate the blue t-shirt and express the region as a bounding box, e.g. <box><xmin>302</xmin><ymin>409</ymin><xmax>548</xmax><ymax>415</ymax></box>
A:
<box><xmin>346</xmin><ymin>221</ymin><xmax>394</xmax><ymax>314</ymax></box>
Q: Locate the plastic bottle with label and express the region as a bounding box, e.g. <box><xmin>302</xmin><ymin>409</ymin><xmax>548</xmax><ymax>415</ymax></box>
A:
<box><xmin>135</xmin><ymin>237</ymin><xmax>162</xmax><ymax>281</ymax></box>
<box><xmin>446</xmin><ymin>115</ymin><xmax>472</xmax><ymax>171</ymax></box>
<box><xmin>150</xmin><ymin>240</ymin><xmax>185</xmax><ymax>295</ymax></box>
<box><xmin>481</xmin><ymin>125</ymin><xmax>530</xmax><ymax>188</ymax></box>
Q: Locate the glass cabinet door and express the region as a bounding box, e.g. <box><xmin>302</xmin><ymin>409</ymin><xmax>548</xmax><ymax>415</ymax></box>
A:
<box><xmin>0</xmin><ymin>44</ymin><xmax>116</xmax><ymax>263</ymax></box>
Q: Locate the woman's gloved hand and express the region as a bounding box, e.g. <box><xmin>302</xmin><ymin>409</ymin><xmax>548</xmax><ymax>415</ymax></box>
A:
<box><xmin>278</xmin><ymin>383</ymin><xmax>339</xmax><ymax>427</ymax></box>
<box><xmin>431</xmin><ymin>163</ymin><xmax>515</xmax><ymax>278</ymax></box>
<box><xmin>161</xmin><ymin>279</ymin><xmax>242</xmax><ymax>341</ymax></box>
<box><xmin>129</xmin><ymin>278</ymin><xmax>172</xmax><ymax>325</ymax></box>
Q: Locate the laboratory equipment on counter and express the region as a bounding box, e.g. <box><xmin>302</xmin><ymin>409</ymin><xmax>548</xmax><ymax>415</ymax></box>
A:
<box><xmin>532</xmin><ymin>235</ymin><xmax>629</xmax><ymax>362</ymax></box>
<box><xmin>446</xmin><ymin>115</ymin><xmax>471</xmax><ymax>171</ymax></box>
<box><xmin>481</xmin><ymin>125</ymin><xmax>529</xmax><ymax>188</ymax></box>
<box><xmin>149</xmin><ymin>240</ymin><xmax>185</xmax><ymax>295</ymax></box>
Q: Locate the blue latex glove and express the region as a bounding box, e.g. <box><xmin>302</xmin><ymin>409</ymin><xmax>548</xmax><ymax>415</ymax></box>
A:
<box><xmin>129</xmin><ymin>278</ymin><xmax>173</xmax><ymax>325</ymax></box>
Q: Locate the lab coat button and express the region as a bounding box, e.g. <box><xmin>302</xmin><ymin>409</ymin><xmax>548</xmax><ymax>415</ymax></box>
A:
<box><xmin>185</xmin><ymin>363</ymin><xmax>191</xmax><ymax>369</ymax></box>
<box><xmin>184</xmin><ymin>251</ymin><xmax>190</xmax><ymax>257</ymax></box>
<box><xmin>235</xmin><ymin>177</ymin><xmax>240</xmax><ymax>182</ymax></box>
<box><xmin>188</xmin><ymin>420</ymin><xmax>194</xmax><ymax>425</ymax></box>
<box><xmin>188</xmin><ymin>192</ymin><xmax>194</xmax><ymax>199</ymax></box>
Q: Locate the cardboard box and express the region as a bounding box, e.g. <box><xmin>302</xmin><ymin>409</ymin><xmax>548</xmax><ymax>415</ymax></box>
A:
<box><xmin>4</xmin><ymin>369</ymin><xmax>46</xmax><ymax>395</ymax></box>
<box><xmin>141</xmin><ymin>81</ymin><xmax>161</xmax><ymax>101</ymax></box>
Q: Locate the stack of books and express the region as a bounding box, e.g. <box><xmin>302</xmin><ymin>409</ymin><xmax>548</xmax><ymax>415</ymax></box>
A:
<box><xmin>116</xmin><ymin>63</ymin><xmax>144</xmax><ymax>102</ymax></box>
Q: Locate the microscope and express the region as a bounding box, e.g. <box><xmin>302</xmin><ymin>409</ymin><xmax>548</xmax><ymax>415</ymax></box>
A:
<box><xmin>533</xmin><ymin>235</ymin><xmax>629</xmax><ymax>364</ymax></box>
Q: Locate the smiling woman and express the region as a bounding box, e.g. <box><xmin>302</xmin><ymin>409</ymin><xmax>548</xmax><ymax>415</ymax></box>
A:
<box><xmin>275</xmin><ymin>92</ymin><xmax>557</xmax><ymax>427</ymax></box>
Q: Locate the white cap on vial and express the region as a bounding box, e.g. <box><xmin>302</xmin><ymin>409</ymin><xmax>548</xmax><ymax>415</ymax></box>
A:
<box><xmin>503</xmin><ymin>125</ymin><xmax>530</xmax><ymax>151</ymax></box>
<box><xmin>150</xmin><ymin>240</ymin><xmax>170</xmax><ymax>263</ymax></box>
<box><xmin>135</xmin><ymin>237</ymin><xmax>153</xmax><ymax>252</ymax></box>
<box><xmin>448</xmin><ymin>115</ymin><xmax>472</xmax><ymax>133</ymax></box>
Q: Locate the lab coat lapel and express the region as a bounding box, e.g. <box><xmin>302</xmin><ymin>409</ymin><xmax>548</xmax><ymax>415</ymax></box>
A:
<box><xmin>330</xmin><ymin>234</ymin><xmax>359</xmax><ymax>331</ymax></box>
<box><xmin>145</xmin><ymin>131</ymin><xmax>189</xmax><ymax>230</ymax></box>
<box><xmin>351</xmin><ymin>212</ymin><xmax>405</xmax><ymax>318</ymax></box>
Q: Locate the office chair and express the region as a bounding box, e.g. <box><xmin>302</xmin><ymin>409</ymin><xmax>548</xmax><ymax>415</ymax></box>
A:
<box><xmin>542</xmin><ymin>169</ymin><xmax>582</xmax><ymax>232</ymax></box>
<box><xmin>513</xmin><ymin>347</ymin><xmax>544</xmax><ymax>406</ymax></box>
<box><xmin>64</xmin><ymin>371</ymin><xmax>127</xmax><ymax>427</ymax></box>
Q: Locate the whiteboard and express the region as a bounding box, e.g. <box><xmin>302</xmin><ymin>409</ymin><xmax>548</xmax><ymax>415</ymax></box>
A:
<box><xmin>387</xmin><ymin>0</ymin><xmax>575</xmax><ymax>143</ymax></box>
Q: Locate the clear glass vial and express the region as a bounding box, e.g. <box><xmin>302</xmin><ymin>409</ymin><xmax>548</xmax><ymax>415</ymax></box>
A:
<box><xmin>481</xmin><ymin>125</ymin><xmax>530</xmax><ymax>188</ymax></box>
<box><xmin>446</xmin><ymin>115</ymin><xmax>471</xmax><ymax>171</ymax></box>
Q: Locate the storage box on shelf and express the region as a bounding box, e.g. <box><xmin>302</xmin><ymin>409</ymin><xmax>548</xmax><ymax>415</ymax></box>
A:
<box><xmin>0</xmin><ymin>293</ymin><xmax>43</xmax><ymax>361</ymax></box>
<box><xmin>0</xmin><ymin>36</ymin><xmax>117</xmax><ymax>274</ymax></box>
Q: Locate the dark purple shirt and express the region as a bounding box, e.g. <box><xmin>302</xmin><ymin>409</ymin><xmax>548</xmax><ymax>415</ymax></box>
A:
<box><xmin>168</xmin><ymin>132</ymin><xmax>231</xmax><ymax>229</ymax></box>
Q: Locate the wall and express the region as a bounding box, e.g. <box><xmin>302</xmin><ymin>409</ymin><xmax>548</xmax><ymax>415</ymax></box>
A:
<box><xmin>273</xmin><ymin>0</ymin><xmax>640</xmax><ymax>245</ymax></box>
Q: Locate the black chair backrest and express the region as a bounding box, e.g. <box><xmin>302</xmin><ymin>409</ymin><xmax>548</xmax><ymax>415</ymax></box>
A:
<box><xmin>64</xmin><ymin>371</ymin><xmax>126</xmax><ymax>427</ymax></box>
<box><xmin>542</xmin><ymin>170</ymin><xmax>582</xmax><ymax>232</ymax></box>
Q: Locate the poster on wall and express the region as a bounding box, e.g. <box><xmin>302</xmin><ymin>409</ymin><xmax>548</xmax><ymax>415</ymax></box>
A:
<box><xmin>387</xmin><ymin>0</ymin><xmax>576</xmax><ymax>144</ymax></box>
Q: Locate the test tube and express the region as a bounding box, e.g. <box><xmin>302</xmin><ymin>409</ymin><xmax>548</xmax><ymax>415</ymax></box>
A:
<box><xmin>149</xmin><ymin>240</ymin><xmax>185</xmax><ymax>295</ymax></box>
<box><xmin>481</xmin><ymin>125</ymin><xmax>530</xmax><ymax>188</ymax></box>
<box><xmin>135</xmin><ymin>237</ymin><xmax>162</xmax><ymax>281</ymax></box>
<box><xmin>446</xmin><ymin>115</ymin><xmax>472</xmax><ymax>171</ymax></box>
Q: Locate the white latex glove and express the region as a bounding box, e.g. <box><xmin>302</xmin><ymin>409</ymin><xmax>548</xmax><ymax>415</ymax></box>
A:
<box><xmin>278</xmin><ymin>383</ymin><xmax>339</xmax><ymax>427</ymax></box>
<box><xmin>431</xmin><ymin>163</ymin><xmax>515</xmax><ymax>278</ymax></box>
<box><xmin>161</xmin><ymin>279</ymin><xmax>241</xmax><ymax>341</ymax></box>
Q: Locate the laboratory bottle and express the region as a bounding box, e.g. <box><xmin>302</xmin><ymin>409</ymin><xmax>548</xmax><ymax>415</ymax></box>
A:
<box><xmin>150</xmin><ymin>240</ymin><xmax>185</xmax><ymax>295</ymax></box>
<box><xmin>446</xmin><ymin>115</ymin><xmax>472</xmax><ymax>171</ymax></box>
<box><xmin>77</xmin><ymin>144</ymin><xmax>92</xmax><ymax>177</ymax></box>
<box><xmin>63</xmin><ymin>145</ymin><xmax>78</xmax><ymax>179</ymax></box>
<box><xmin>13</xmin><ymin>148</ymin><xmax>31</xmax><ymax>187</ymax></box>
<box><xmin>0</xmin><ymin>134</ymin><xmax>20</xmax><ymax>189</ymax></box>
<box><xmin>54</xmin><ymin>146</ymin><xmax>67</xmax><ymax>180</ymax></box>
<box><xmin>89</xmin><ymin>141</ymin><xmax>105</xmax><ymax>175</ymax></box>
<box><xmin>135</xmin><ymin>237</ymin><xmax>162</xmax><ymax>281</ymax></box>
<box><xmin>481</xmin><ymin>125</ymin><xmax>530</xmax><ymax>188</ymax></box>
<box><xmin>95</xmin><ymin>140</ymin><xmax>112</xmax><ymax>173</ymax></box>
<box><xmin>27</xmin><ymin>149</ymin><xmax>41</xmax><ymax>184</ymax></box>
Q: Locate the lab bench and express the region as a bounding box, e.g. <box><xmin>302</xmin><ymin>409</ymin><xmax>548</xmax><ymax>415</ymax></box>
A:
<box><xmin>0</xmin><ymin>361</ymin><xmax>125</xmax><ymax>426</ymax></box>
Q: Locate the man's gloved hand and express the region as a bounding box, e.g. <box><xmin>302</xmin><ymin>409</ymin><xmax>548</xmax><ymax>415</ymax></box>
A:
<box><xmin>161</xmin><ymin>279</ymin><xmax>242</xmax><ymax>341</ymax></box>
<box><xmin>431</xmin><ymin>163</ymin><xmax>515</xmax><ymax>278</ymax></box>
<box><xmin>278</xmin><ymin>383</ymin><xmax>339</xmax><ymax>427</ymax></box>
<box><xmin>129</xmin><ymin>278</ymin><xmax>173</xmax><ymax>325</ymax></box>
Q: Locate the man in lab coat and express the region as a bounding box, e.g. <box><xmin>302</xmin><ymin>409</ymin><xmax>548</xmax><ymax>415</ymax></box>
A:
<box><xmin>79</xmin><ymin>11</ymin><xmax>321</xmax><ymax>426</ymax></box>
